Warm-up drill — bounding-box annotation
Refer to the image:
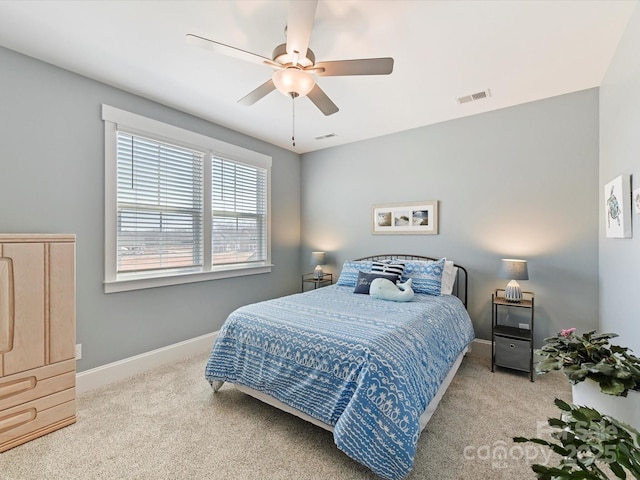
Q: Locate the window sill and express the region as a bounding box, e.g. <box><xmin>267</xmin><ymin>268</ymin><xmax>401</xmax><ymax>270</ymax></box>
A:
<box><xmin>104</xmin><ymin>264</ymin><xmax>273</xmax><ymax>293</ymax></box>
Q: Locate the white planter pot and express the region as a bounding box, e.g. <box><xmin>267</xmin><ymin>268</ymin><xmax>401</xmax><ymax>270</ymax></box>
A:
<box><xmin>572</xmin><ymin>380</ymin><xmax>640</xmax><ymax>430</ymax></box>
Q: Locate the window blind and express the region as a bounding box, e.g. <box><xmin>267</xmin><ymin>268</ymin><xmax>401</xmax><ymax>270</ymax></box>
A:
<box><xmin>212</xmin><ymin>157</ymin><xmax>267</xmax><ymax>266</ymax></box>
<box><xmin>116</xmin><ymin>132</ymin><xmax>204</xmax><ymax>273</ymax></box>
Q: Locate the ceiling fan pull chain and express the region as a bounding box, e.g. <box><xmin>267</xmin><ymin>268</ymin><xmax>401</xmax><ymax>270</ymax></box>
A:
<box><xmin>131</xmin><ymin>136</ymin><xmax>135</xmax><ymax>189</ymax></box>
<box><xmin>291</xmin><ymin>93</ymin><xmax>296</xmax><ymax>147</ymax></box>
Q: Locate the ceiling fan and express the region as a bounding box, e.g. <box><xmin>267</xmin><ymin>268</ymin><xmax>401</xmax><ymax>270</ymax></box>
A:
<box><xmin>186</xmin><ymin>0</ymin><xmax>394</xmax><ymax>117</ymax></box>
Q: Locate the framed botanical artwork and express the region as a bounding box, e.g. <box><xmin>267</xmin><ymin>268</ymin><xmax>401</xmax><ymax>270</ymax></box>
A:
<box><xmin>372</xmin><ymin>201</ymin><xmax>438</xmax><ymax>235</ymax></box>
<box><xmin>604</xmin><ymin>174</ymin><xmax>631</xmax><ymax>238</ymax></box>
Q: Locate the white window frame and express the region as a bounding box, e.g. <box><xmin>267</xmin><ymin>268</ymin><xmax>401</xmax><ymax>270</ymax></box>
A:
<box><xmin>102</xmin><ymin>105</ymin><xmax>272</xmax><ymax>293</ymax></box>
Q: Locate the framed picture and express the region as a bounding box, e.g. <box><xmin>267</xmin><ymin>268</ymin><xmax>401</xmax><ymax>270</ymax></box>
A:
<box><xmin>372</xmin><ymin>201</ymin><xmax>438</xmax><ymax>235</ymax></box>
<box><xmin>633</xmin><ymin>187</ymin><xmax>640</xmax><ymax>214</ymax></box>
<box><xmin>604</xmin><ymin>174</ymin><xmax>631</xmax><ymax>238</ymax></box>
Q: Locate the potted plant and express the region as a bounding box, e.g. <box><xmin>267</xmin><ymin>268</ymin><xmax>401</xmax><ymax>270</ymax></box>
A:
<box><xmin>536</xmin><ymin>329</ymin><xmax>640</xmax><ymax>429</ymax></box>
<box><xmin>514</xmin><ymin>398</ymin><xmax>640</xmax><ymax>479</ymax></box>
<box><xmin>537</xmin><ymin>329</ymin><xmax>640</xmax><ymax>395</ymax></box>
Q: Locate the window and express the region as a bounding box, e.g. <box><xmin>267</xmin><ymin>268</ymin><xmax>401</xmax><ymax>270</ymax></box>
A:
<box><xmin>116</xmin><ymin>132</ymin><xmax>205</xmax><ymax>274</ymax></box>
<box><xmin>103</xmin><ymin>105</ymin><xmax>271</xmax><ymax>293</ymax></box>
<box><xmin>211</xmin><ymin>157</ymin><xmax>268</xmax><ymax>267</ymax></box>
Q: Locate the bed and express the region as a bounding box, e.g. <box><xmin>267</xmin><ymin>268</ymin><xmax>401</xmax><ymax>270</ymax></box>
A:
<box><xmin>205</xmin><ymin>255</ymin><xmax>474</xmax><ymax>480</ymax></box>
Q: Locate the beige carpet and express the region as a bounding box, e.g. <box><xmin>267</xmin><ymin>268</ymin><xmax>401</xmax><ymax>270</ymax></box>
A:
<box><xmin>0</xmin><ymin>353</ymin><xmax>569</xmax><ymax>480</ymax></box>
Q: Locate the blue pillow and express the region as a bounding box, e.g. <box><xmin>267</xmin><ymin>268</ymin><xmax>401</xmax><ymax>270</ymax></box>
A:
<box><xmin>336</xmin><ymin>260</ymin><xmax>374</xmax><ymax>287</ymax></box>
<box><xmin>401</xmin><ymin>258</ymin><xmax>446</xmax><ymax>296</ymax></box>
<box><xmin>353</xmin><ymin>271</ymin><xmax>400</xmax><ymax>294</ymax></box>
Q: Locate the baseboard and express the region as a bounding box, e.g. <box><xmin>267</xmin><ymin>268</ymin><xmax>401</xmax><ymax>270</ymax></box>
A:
<box><xmin>468</xmin><ymin>338</ymin><xmax>491</xmax><ymax>359</ymax></box>
<box><xmin>76</xmin><ymin>332</ymin><xmax>218</xmax><ymax>395</ymax></box>
<box><xmin>76</xmin><ymin>334</ymin><xmax>489</xmax><ymax>395</ymax></box>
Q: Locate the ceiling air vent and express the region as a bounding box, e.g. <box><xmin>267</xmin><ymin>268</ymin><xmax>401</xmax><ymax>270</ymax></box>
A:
<box><xmin>457</xmin><ymin>89</ymin><xmax>491</xmax><ymax>105</ymax></box>
<box><xmin>314</xmin><ymin>133</ymin><xmax>337</xmax><ymax>141</ymax></box>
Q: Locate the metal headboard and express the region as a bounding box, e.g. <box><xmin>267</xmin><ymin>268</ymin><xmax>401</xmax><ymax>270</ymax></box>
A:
<box><xmin>354</xmin><ymin>254</ymin><xmax>468</xmax><ymax>308</ymax></box>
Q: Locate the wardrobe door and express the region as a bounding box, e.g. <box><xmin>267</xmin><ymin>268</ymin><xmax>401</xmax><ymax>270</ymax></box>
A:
<box><xmin>49</xmin><ymin>242</ymin><xmax>75</xmax><ymax>364</ymax></box>
<box><xmin>0</xmin><ymin>257</ymin><xmax>14</xmax><ymax>361</ymax></box>
<box><xmin>1</xmin><ymin>243</ymin><xmax>45</xmax><ymax>376</ymax></box>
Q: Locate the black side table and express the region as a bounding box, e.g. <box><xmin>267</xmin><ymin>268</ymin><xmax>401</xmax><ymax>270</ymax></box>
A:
<box><xmin>301</xmin><ymin>272</ymin><xmax>332</xmax><ymax>292</ymax></box>
<box><xmin>491</xmin><ymin>288</ymin><xmax>535</xmax><ymax>381</ymax></box>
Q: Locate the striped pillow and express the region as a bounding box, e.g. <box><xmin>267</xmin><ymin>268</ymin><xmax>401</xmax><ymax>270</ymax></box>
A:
<box><xmin>371</xmin><ymin>261</ymin><xmax>405</xmax><ymax>277</ymax></box>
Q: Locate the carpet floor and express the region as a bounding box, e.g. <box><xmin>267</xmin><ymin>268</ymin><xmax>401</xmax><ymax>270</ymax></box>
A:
<box><xmin>1</xmin><ymin>353</ymin><xmax>570</xmax><ymax>479</ymax></box>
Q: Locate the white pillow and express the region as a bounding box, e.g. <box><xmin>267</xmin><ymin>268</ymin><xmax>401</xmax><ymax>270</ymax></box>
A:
<box><xmin>441</xmin><ymin>260</ymin><xmax>458</xmax><ymax>295</ymax></box>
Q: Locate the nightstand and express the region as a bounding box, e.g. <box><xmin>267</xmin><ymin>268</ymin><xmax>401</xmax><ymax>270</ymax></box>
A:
<box><xmin>301</xmin><ymin>272</ymin><xmax>333</xmax><ymax>292</ymax></box>
<box><xmin>491</xmin><ymin>288</ymin><xmax>535</xmax><ymax>381</ymax></box>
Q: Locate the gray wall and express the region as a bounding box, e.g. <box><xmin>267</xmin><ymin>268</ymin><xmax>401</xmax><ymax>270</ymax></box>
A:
<box><xmin>1</xmin><ymin>30</ymin><xmax>617</xmax><ymax>370</ymax></box>
<box><xmin>301</xmin><ymin>89</ymin><xmax>600</xmax><ymax>346</ymax></box>
<box><xmin>599</xmin><ymin>5</ymin><xmax>640</xmax><ymax>353</ymax></box>
<box><xmin>0</xmin><ymin>46</ymin><xmax>301</xmax><ymax>371</ymax></box>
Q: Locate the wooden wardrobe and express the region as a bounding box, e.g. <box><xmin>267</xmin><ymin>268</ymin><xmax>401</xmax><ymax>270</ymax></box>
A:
<box><xmin>0</xmin><ymin>234</ymin><xmax>76</xmax><ymax>452</ymax></box>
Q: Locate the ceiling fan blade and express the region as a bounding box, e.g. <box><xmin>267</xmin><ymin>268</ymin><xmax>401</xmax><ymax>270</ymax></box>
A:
<box><xmin>238</xmin><ymin>79</ymin><xmax>276</xmax><ymax>106</ymax></box>
<box><xmin>307</xmin><ymin>84</ymin><xmax>339</xmax><ymax>116</ymax></box>
<box><xmin>186</xmin><ymin>34</ymin><xmax>281</xmax><ymax>69</ymax></box>
<box><xmin>314</xmin><ymin>58</ymin><xmax>394</xmax><ymax>76</ymax></box>
<box><xmin>286</xmin><ymin>0</ymin><xmax>317</xmax><ymax>61</ymax></box>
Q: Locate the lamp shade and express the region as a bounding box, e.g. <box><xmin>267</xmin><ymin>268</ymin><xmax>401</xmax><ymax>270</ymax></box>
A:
<box><xmin>311</xmin><ymin>251</ymin><xmax>326</xmax><ymax>266</ymax></box>
<box><xmin>499</xmin><ymin>259</ymin><xmax>528</xmax><ymax>303</ymax></box>
<box><xmin>498</xmin><ymin>259</ymin><xmax>529</xmax><ymax>280</ymax></box>
<box><xmin>272</xmin><ymin>67</ymin><xmax>315</xmax><ymax>97</ymax></box>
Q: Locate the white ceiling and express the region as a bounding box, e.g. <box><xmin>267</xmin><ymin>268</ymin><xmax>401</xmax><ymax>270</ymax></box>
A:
<box><xmin>0</xmin><ymin>1</ymin><xmax>636</xmax><ymax>154</ymax></box>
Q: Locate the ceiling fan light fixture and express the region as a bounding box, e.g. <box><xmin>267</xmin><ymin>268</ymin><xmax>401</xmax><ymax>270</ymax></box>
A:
<box><xmin>272</xmin><ymin>43</ymin><xmax>316</xmax><ymax>68</ymax></box>
<box><xmin>272</xmin><ymin>67</ymin><xmax>315</xmax><ymax>97</ymax></box>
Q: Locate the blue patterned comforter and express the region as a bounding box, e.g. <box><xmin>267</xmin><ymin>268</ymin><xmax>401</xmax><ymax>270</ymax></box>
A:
<box><xmin>205</xmin><ymin>285</ymin><xmax>474</xmax><ymax>479</ymax></box>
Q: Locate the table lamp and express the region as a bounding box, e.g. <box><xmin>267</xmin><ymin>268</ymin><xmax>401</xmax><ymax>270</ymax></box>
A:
<box><xmin>311</xmin><ymin>251</ymin><xmax>326</xmax><ymax>279</ymax></box>
<box><xmin>499</xmin><ymin>259</ymin><xmax>528</xmax><ymax>303</ymax></box>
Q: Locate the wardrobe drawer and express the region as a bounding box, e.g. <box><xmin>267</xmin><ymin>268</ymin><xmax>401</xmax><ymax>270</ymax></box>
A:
<box><xmin>0</xmin><ymin>360</ymin><xmax>75</xmax><ymax>411</ymax></box>
<box><xmin>0</xmin><ymin>389</ymin><xmax>76</xmax><ymax>452</ymax></box>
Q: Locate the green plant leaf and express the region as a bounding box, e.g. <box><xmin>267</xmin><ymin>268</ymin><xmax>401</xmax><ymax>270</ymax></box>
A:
<box><xmin>590</xmin><ymin>362</ymin><xmax>616</xmax><ymax>376</ymax></box>
<box><xmin>514</xmin><ymin>436</ymin><xmax>552</xmax><ymax>447</ymax></box>
<box><xmin>549</xmin><ymin>418</ymin><xmax>567</xmax><ymax>428</ymax></box>
<box><xmin>591</xmin><ymin>332</ymin><xmax>619</xmax><ymax>341</ymax></box>
<box><xmin>537</xmin><ymin>358</ymin><xmax>563</xmax><ymax>372</ymax></box>
<box><xmin>599</xmin><ymin>379</ymin><xmax>626</xmax><ymax>395</ymax></box>
<box><xmin>531</xmin><ymin>464</ymin><xmax>577</xmax><ymax>479</ymax></box>
<box><xmin>567</xmin><ymin>368</ymin><xmax>589</xmax><ymax>382</ymax></box>
<box><xmin>555</xmin><ymin>398</ymin><xmax>572</xmax><ymax>411</ymax></box>
<box><xmin>615</xmin><ymin>452</ymin><xmax>634</xmax><ymax>473</ymax></box>
<box><xmin>572</xmin><ymin>408</ymin><xmax>591</xmax><ymax>424</ymax></box>
<box><xmin>608</xmin><ymin>462</ymin><xmax>626</xmax><ymax>478</ymax></box>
